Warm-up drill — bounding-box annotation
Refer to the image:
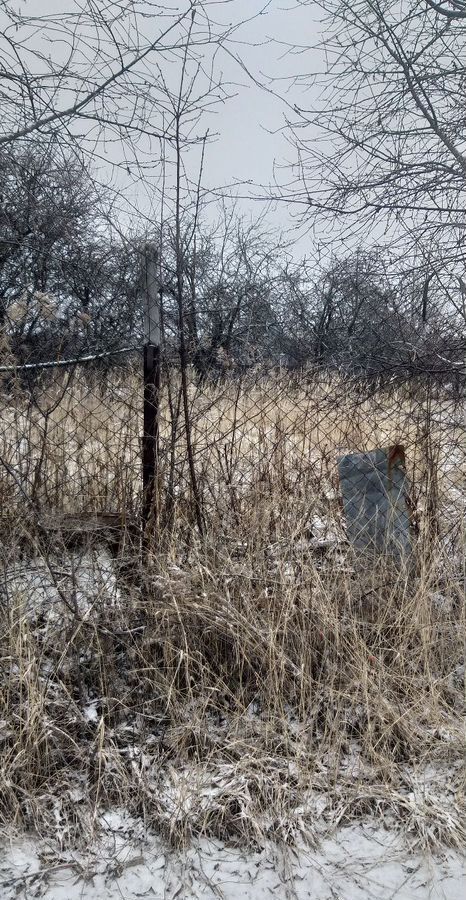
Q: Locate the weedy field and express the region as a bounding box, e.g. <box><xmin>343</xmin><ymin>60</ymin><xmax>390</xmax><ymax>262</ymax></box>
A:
<box><xmin>0</xmin><ymin>369</ymin><xmax>464</xmax><ymax>889</ymax></box>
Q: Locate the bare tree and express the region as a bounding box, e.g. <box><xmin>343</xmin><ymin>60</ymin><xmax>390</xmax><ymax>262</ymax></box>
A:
<box><xmin>0</xmin><ymin>138</ymin><xmax>145</xmax><ymax>363</ymax></box>
<box><xmin>0</xmin><ymin>1</ymin><xmax>269</xmax><ymax>364</ymax></box>
<box><xmin>286</xmin><ymin>1</ymin><xmax>466</xmax><ymax>311</ymax></box>
<box><xmin>153</xmin><ymin>210</ymin><xmax>296</xmax><ymax>374</ymax></box>
<box><xmin>0</xmin><ymin>3</ymin><xmax>227</xmax><ymax>145</ymax></box>
<box><xmin>0</xmin><ymin>0</ymin><xmax>260</xmax><ymax>228</ymax></box>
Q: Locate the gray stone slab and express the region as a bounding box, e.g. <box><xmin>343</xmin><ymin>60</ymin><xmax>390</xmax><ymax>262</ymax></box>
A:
<box><xmin>337</xmin><ymin>445</ymin><xmax>411</xmax><ymax>556</ymax></box>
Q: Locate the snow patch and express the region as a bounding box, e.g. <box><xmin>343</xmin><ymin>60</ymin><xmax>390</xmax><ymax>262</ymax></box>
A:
<box><xmin>1</xmin><ymin>817</ymin><xmax>465</xmax><ymax>899</ymax></box>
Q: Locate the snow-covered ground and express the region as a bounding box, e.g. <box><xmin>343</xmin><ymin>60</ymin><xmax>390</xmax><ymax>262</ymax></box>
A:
<box><xmin>1</xmin><ymin>813</ymin><xmax>465</xmax><ymax>900</ymax></box>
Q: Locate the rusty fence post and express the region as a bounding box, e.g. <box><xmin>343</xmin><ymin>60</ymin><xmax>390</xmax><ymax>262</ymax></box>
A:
<box><xmin>142</xmin><ymin>244</ymin><xmax>161</xmax><ymax>538</ymax></box>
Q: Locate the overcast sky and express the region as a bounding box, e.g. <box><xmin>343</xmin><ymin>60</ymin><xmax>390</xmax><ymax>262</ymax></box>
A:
<box><xmin>197</xmin><ymin>2</ymin><xmax>323</xmax><ymax>203</ymax></box>
<box><xmin>2</xmin><ymin>1</ymin><xmax>325</xmax><ymax>250</ymax></box>
<box><xmin>115</xmin><ymin>0</ymin><xmax>325</xmax><ymax>248</ymax></box>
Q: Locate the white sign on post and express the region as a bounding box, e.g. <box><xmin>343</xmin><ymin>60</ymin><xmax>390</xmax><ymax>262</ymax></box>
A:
<box><xmin>144</xmin><ymin>244</ymin><xmax>160</xmax><ymax>348</ymax></box>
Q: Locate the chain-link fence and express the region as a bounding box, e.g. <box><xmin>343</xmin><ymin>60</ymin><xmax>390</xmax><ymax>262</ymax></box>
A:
<box><xmin>0</xmin><ymin>265</ymin><xmax>465</xmax><ymax>848</ymax></box>
<box><xmin>0</xmin><ymin>307</ymin><xmax>464</xmax><ymax>564</ymax></box>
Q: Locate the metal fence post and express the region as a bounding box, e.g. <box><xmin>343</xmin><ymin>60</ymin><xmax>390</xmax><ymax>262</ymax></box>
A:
<box><xmin>142</xmin><ymin>244</ymin><xmax>161</xmax><ymax>537</ymax></box>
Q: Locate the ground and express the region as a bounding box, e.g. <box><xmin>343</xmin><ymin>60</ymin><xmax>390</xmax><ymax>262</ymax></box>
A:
<box><xmin>2</xmin><ymin>815</ymin><xmax>465</xmax><ymax>899</ymax></box>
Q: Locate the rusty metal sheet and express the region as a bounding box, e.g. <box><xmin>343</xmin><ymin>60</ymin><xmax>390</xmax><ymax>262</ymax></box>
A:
<box><xmin>337</xmin><ymin>445</ymin><xmax>411</xmax><ymax>556</ymax></box>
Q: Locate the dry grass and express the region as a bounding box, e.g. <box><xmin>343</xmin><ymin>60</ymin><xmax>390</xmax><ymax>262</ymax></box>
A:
<box><xmin>0</xmin><ymin>368</ymin><xmax>464</xmax><ymax>851</ymax></box>
<box><xmin>0</xmin><ymin>367</ymin><xmax>464</xmax><ymax>528</ymax></box>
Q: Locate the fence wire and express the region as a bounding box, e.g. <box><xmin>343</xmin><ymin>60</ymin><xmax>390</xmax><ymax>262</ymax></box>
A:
<box><xmin>0</xmin><ymin>318</ymin><xmax>464</xmax><ymax>565</ymax></box>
